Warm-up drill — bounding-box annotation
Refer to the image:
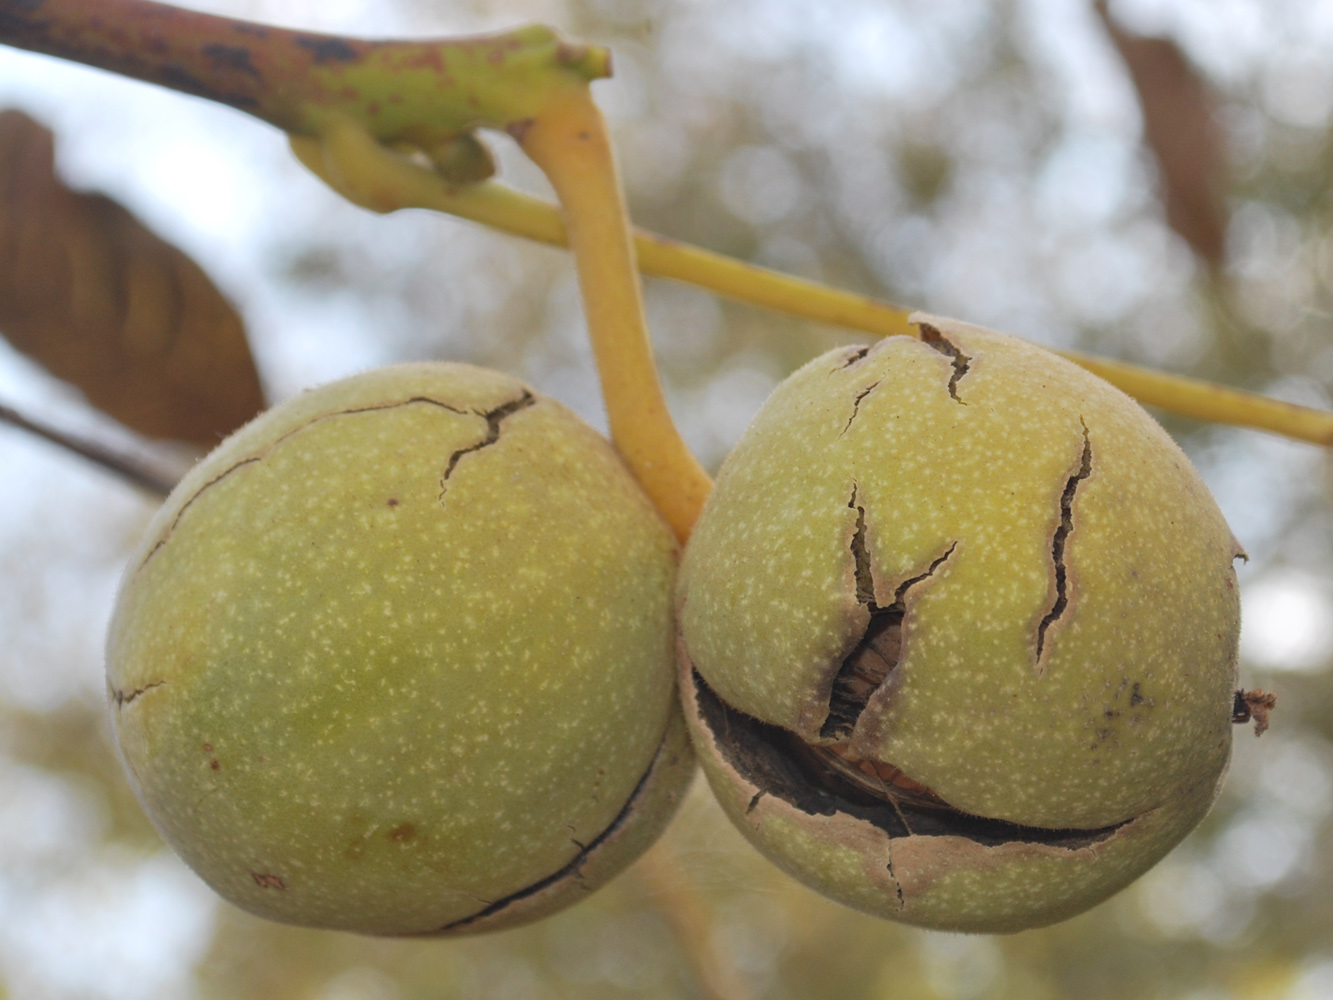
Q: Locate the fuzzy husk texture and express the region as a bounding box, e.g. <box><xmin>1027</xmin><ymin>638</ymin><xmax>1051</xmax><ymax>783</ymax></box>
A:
<box><xmin>108</xmin><ymin>363</ymin><xmax>693</xmax><ymax>935</ymax></box>
<box><xmin>677</xmin><ymin>315</ymin><xmax>1242</xmax><ymax>933</ymax></box>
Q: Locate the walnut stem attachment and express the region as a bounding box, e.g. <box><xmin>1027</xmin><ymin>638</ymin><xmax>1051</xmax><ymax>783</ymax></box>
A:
<box><xmin>517</xmin><ymin>88</ymin><xmax>712</xmax><ymax>541</ymax></box>
<box><xmin>6</xmin><ymin>0</ymin><xmax>1331</xmax><ymax>450</ymax></box>
<box><xmin>0</xmin><ymin>0</ymin><xmax>608</xmax><ymax>146</ymax></box>
<box><xmin>293</xmin><ymin>129</ymin><xmax>1333</xmax><ymax>449</ymax></box>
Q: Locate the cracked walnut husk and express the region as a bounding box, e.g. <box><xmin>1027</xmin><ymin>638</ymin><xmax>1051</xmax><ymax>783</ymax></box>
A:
<box><xmin>676</xmin><ymin>314</ymin><xmax>1245</xmax><ymax>933</ymax></box>
<box><xmin>107</xmin><ymin>363</ymin><xmax>694</xmax><ymax>936</ymax></box>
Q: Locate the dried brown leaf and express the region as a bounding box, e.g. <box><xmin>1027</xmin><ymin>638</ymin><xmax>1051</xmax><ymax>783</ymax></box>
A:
<box><xmin>0</xmin><ymin>109</ymin><xmax>265</xmax><ymax>445</ymax></box>
<box><xmin>1096</xmin><ymin>4</ymin><xmax>1228</xmax><ymax>267</ymax></box>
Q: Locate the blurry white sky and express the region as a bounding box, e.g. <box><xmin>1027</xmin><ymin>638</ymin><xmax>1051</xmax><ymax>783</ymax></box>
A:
<box><xmin>2</xmin><ymin>0</ymin><xmax>1333</xmax><ymax>997</ymax></box>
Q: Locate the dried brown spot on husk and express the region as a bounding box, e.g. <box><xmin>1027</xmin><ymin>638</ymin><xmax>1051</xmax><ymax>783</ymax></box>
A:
<box><xmin>1232</xmin><ymin>689</ymin><xmax>1277</xmax><ymax>737</ymax></box>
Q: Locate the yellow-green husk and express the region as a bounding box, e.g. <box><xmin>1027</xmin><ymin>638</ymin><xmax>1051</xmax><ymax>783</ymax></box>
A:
<box><xmin>108</xmin><ymin>363</ymin><xmax>692</xmax><ymax>935</ymax></box>
<box><xmin>677</xmin><ymin>314</ymin><xmax>1242</xmax><ymax>933</ymax></box>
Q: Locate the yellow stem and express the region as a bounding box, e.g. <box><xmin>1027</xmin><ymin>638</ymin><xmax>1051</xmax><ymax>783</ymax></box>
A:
<box><xmin>632</xmin><ymin>233</ymin><xmax>918</xmax><ymax>339</ymax></box>
<box><xmin>293</xmin><ymin>126</ymin><xmax>1333</xmax><ymax>449</ymax></box>
<box><xmin>1059</xmin><ymin>350</ymin><xmax>1333</xmax><ymax>444</ymax></box>
<box><xmin>515</xmin><ymin>91</ymin><xmax>712</xmax><ymax>542</ymax></box>
<box><xmin>293</xmin><ymin>128</ymin><xmax>915</xmax><ymax>335</ymax></box>
<box><xmin>290</xmin><ymin>127</ymin><xmax>567</xmax><ymax>244</ymax></box>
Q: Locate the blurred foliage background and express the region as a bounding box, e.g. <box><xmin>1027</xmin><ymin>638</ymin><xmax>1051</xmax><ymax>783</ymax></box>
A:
<box><xmin>1</xmin><ymin>0</ymin><xmax>1333</xmax><ymax>997</ymax></box>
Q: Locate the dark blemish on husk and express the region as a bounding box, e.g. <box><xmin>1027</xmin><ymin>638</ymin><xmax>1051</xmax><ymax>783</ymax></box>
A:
<box><xmin>885</xmin><ymin>851</ymin><xmax>905</xmax><ymax>909</ymax></box>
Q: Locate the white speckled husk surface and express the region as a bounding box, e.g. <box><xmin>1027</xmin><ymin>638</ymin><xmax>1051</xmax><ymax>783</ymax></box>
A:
<box><xmin>677</xmin><ymin>315</ymin><xmax>1242</xmax><ymax>930</ymax></box>
<box><xmin>108</xmin><ymin>363</ymin><xmax>690</xmax><ymax>935</ymax></box>
<box><xmin>678</xmin><ymin>652</ymin><xmax>1217</xmax><ymax>934</ymax></box>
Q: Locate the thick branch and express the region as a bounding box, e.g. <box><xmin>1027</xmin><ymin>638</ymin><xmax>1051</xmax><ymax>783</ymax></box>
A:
<box><xmin>0</xmin><ymin>0</ymin><xmax>607</xmax><ymax>145</ymax></box>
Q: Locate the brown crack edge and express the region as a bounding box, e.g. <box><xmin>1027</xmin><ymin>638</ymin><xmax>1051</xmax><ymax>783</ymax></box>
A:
<box><xmin>820</xmin><ymin>482</ymin><xmax>958</xmax><ymax>742</ymax></box>
<box><xmin>428</xmin><ymin>709</ymin><xmax>692</xmax><ymax>936</ymax></box>
<box><xmin>679</xmin><ymin>639</ymin><xmax>1138</xmax><ymax>917</ymax></box>
<box><xmin>918</xmin><ymin>323</ymin><xmax>972</xmax><ymax>403</ymax></box>
<box><xmin>839</xmin><ymin>379</ymin><xmax>884</xmax><ymax>438</ymax></box>
<box><xmin>438</xmin><ymin>391</ymin><xmax>536</xmax><ymax>500</ymax></box>
<box><xmin>137</xmin><ymin>393</ymin><xmax>533</xmax><ymax>573</ymax></box>
<box><xmin>109</xmin><ymin>679</ymin><xmax>166</xmax><ymax>708</ymax></box>
<box><xmin>836</xmin><ymin>346</ymin><xmax>871</xmax><ymax>370</ymax></box>
<box><xmin>1034</xmin><ymin>419</ymin><xmax>1093</xmax><ymax>673</ymax></box>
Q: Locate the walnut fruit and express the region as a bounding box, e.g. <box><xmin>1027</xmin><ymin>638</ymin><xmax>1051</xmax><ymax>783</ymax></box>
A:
<box><xmin>677</xmin><ymin>315</ymin><xmax>1244</xmax><ymax>933</ymax></box>
<box><xmin>107</xmin><ymin>363</ymin><xmax>693</xmax><ymax>935</ymax></box>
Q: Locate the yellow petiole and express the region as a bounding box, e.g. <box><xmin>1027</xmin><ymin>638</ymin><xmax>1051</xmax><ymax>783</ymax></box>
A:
<box><xmin>292</xmin><ymin>125</ymin><xmax>1333</xmax><ymax>450</ymax></box>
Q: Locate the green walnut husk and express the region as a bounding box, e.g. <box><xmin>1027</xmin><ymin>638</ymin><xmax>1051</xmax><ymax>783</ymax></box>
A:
<box><xmin>677</xmin><ymin>314</ymin><xmax>1244</xmax><ymax>934</ymax></box>
<box><xmin>107</xmin><ymin>363</ymin><xmax>694</xmax><ymax>936</ymax></box>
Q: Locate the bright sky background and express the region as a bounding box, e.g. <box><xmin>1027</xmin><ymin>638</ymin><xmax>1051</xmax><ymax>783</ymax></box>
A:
<box><xmin>1</xmin><ymin>1</ymin><xmax>1332</xmax><ymax>997</ymax></box>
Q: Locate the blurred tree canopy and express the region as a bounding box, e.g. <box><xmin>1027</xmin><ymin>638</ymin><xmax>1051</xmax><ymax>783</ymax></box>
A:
<box><xmin>1</xmin><ymin>0</ymin><xmax>1332</xmax><ymax>998</ymax></box>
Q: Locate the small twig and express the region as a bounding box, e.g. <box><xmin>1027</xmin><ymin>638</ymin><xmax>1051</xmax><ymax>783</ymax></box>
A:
<box><xmin>0</xmin><ymin>400</ymin><xmax>177</xmax><ymax>497</ymax></box>
<box><xmin>634</xmin><ymin>838</ymin><xmax>756</xmax><ymax>1000</ymax></box>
